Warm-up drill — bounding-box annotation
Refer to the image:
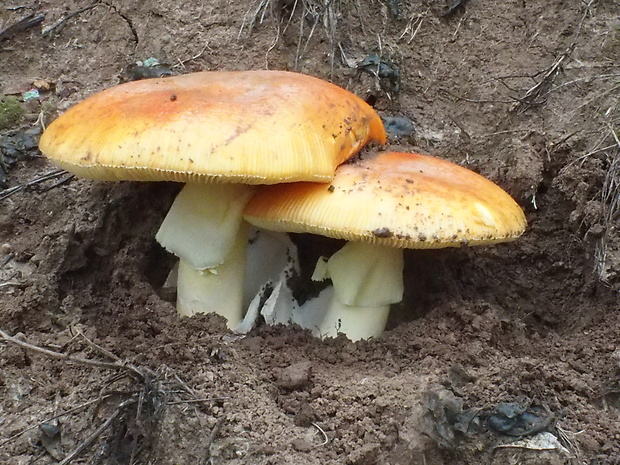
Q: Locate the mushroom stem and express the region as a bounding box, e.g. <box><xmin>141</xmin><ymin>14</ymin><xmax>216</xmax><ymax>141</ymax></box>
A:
<box><xmin>313</xmin><ymin>241</ymin><xmax>404</xmax><ymax>340</ymax></box>
<box><xmin>156</xmin><ymin>183</ymin><xmax>255</xmax><ymax>328</ymax></box>
<box><xmin>176</xmin><ymin>221</ymin><xmax>250</xmax><ymax>327</ymax></box>
<box><xmin>318</xmin><ymin>300</ymin><xmax>391</xmax><ymax>341</ymax></box>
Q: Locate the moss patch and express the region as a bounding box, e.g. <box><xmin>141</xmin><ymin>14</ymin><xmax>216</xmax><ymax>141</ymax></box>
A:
<box><xmin>0</xmin><ymin>95</ymin><xmax>25</xmax><ymax>130</ymax></box>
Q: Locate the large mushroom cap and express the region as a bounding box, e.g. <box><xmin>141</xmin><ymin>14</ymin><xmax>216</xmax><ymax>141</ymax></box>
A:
<box><xmin>39</xmin><ymin>70</ymin><xmax>386</xmax><ymax>184</ymax></box>
<box><xmin>244</xmin><ymin>151</ymin><xmax>527</xmax><ymax>248</ymax></box>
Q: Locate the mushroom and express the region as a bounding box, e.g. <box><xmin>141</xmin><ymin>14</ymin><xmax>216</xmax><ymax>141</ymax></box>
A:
<box><xmin>38</xmin><ymin>70</ymin><xmax>386</xmax><ymax>328</ymax></box>
<box><xmin>243</xmin><ymin>151</ymin><xmax>527</xmax><ymax>340</ymax></box>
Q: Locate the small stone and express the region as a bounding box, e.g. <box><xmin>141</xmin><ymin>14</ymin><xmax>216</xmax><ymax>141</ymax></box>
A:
<box><xmin>276</xmin><ymin>361</ymin><xmax>312</xmax><ymax>390</ymax></box>
<box><xmin>1</xmin><ymin>243</ymin><xmax>11</xmax><ymax>254</ymax></box>
<box><xmin>33</xmin><ymin>79</ymin><xmax>52</xmax><ymax>92</ymax></box>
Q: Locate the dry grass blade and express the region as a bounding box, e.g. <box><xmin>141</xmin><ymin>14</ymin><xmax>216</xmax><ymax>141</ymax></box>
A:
<box><xmin>594</xmin><ymin>126</ymin><xmax>620</xmax><ymax>281</ymax></box>
<box><xmin>239</xmin><ymin>0</ymin><xmax>345</xmax><ymax>78</ymax></box>
<box><xmin>512</xmin><ymin>0</ymin><xmax>594</xmax><ymax>111</ymax></box>
<box><xmin>238</xmin><ymin>0</ymin><xmax>270</xmax><ymax>38</ymax></box>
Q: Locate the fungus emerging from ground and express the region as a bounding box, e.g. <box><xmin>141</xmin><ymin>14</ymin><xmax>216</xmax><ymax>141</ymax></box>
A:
<box><xmin>38</xmin><ymin>70</ymin><xmax>386</xmax><ymax>328</ymax></box>
<box><xmin>244</xmin><ymin>151</ymin><xmax>527</xmax><ymax>340</ymax></box>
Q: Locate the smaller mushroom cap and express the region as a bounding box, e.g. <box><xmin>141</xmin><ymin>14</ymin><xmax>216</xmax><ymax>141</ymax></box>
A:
<box><xmin>244</xmin><ymin>151</ymin><xmax>527</xmax><ymax>248</ymax></box>
<box><xmin>38</xmin><ymin>70</ymin><xmax>386</xmax><ymax>184</ymax></box>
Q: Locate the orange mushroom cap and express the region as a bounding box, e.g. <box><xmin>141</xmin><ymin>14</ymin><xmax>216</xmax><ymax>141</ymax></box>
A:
<box><xmin>244</xmin><ymin>151</ymin><xmax>527</xmax><ymax>248</ymax></box>
<box><xmin>39</xmin><ymin>70</ymin><xmax>386</xmax><ymax>184</ymax></box>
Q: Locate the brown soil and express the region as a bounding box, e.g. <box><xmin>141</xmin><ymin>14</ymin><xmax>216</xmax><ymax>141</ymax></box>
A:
<box><xmin>1</xmin><ymin>1</ymin><xmax>620</xmax><ymax>464</ymax></box>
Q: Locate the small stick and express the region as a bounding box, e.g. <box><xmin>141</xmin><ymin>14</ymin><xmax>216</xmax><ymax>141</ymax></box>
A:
<box><xmin>439</xmin><ymin>88</ymin><xmax>514</xmax><ymax>105</ymax></box>
<box><xmin>74</xmin><ymin>328</ymin><xmax>122</xmax><ymax>362</ymax></box>
<box><xmin>512</xmin><ymin>0</ymin><xmax>594</xmax><ymax>111</ymax></box>
<box><xmin>167</xmin><ymin>397</ymin><xmax>228</xmax><ymax>405</ymax></box>
<box><xmin>0</xmin><ymin>13</ymin><xmax>45</xmax><ymax>42</ymax></box>
<box><xmin>0</xmin><ymin>169</ymin><xmax>70</xmax><ymax>201</ymax></box>
<box><xmin>0</xmin><ymin>329</ymin><xmax>149</xmax><ymax>380</ymax></box>
<box><xmin>200</xmin><ymin>416</ymin><xmax>226</xmax><ymax>465</ymax></box>
<box><xmin>0</xmin><ymin>396</ymin><xmax>110</xmax><ymax>447</ymax></box>
<box><xmin>41</xmin><ymin>174</ymin><xmax>75</xmax><ymax>193</ymax></box>
<box><xmin>57</xmin><ymin>397</ymin><xmax>137</xmax><ymax>465</ymax></box>
<box><xmin>172</xmin><ymin>372</ymin><xmax>196</xmax><ymax>396</ymax></box>
<box><xmin>42</xmin><ymin>5</ymin><xmax>98</xmax><ymax>37</ymax></box>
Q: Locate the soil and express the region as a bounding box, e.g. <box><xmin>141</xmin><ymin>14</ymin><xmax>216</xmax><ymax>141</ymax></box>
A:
<box><xmin>1</xmin><ymin>0</ymin><xmax>620</xmax><ymax>464</ymax></box>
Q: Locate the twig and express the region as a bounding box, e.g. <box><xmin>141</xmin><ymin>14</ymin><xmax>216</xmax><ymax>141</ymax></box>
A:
<box><xmin>172</xmin><ymin>372</ymin><xmax>196</xmax><ymax>396</ymax></box>
<box><xmin>295</xmin><ymin>2</ymin><xmax>321</xmax><ymax>70</ymax></box>
<box><xmin>167</xmin><ymin>397</ymin><xmax>228</xmax><ymax>405</ymax></box>
<box><xmin>0</xmin><ymin>396</ymin><xmax>111</xmax><ymax>447</ymax></box>
<box><xmin>511</xmin><ymin>54</ymin><xmax>567</xmax><ymax>110</ymax></box>
<box><xmin>73</xmin><ymin>327</ymin><xmax>122</xmax><ymax>362</ymax></box>
<box><xmin>398</xmin><ymin>9</ymin><xmax>429</xmax><ymax>44</ymax></box>
<box><xmin>200</xmin><ymin>416</ymin><xmax>226</xmax><ymax>465</ymax></box>
<box><xmin>552</xmin><ymin>73</ymin><xmax>620</xmax><ymax>92</ymax></box>
<box><xmin>567</xmin><ymin>84</ymin><xmax>620</xmax><ymax>121</ymax></box>
<box><xmin>439</xmin><ymin>88</ymin><xmax>514</xmax><ymax>104</ymax></box>
<box><xmin>57</xmin><ymin>397</ymin><xmax>138</xmax><ymax>465</ymax></box>
<box><xmin>41</xmin><ymin>174</ymin><xmax>75</xmax><ymax>192</ymax></box>
<box><xmin>42</xmin><ymin>4</ymin><xmax>99</xmax><ymax>37</ymax></box>
<box><xmin>238</xmin><ymin>0</ymin><xmax>270</xmax><ymax>38</ymax></box>
<box><xmin>0</xmin><ymin>169</ymin><xmax>70</xmax><ymax>201</ymax></box>
<box><xmin>0</xmin><ymin>329</ymin><xmax>150</xmax><ymax>380</ymax></box>
<box><xmin>0</xmin><ymin>12</ymin><xmax>45</xmax><ymax>41</ymax></box>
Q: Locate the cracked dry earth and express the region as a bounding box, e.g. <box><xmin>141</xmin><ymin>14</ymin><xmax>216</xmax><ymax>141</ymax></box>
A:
<box><xmin>1</xmin><ymin>0</ymin><xmax>620</xmax><ymax>464</ymax></box>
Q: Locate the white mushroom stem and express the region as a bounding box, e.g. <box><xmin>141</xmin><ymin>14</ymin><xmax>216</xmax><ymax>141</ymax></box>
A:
<box><xmin>155</xmin><ymin>183</ymin><xmax>255</xmax><ymax>328</ymax></box>
<box><xmin>176</xmin><ymin>222</ymin><xmax>249</xmax><ymax>323</ymax></box>
<box><xmin>313</xmin><ymin>241</ymin><xmax>404</xmax><ymax>340</ymax></box>
<box><xmin>318</xmin><ymin>300</ymin><xmax>391</xmax><ymax>341</ymax></box>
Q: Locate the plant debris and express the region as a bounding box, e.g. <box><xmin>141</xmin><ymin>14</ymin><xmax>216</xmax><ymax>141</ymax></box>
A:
<box><xmin>122</xmin><ymin>57</ymin><xmax>174</xmax><ymax>81</ymax></box>
<box><xmin>422</xmin><ymin>385</ymin><xmax>555</xmax><ymax>450</ymax></box>
<box><xmin>382</xmin><ymin>115</ymin><xmax>415</xmax><ymax>136</ymax></box>
<box><xmin>440</xmin><ymin>0</ymin><xmax>469</xmax><ymax>17</ymax></box>
<box><xmin>0</xmin><ymin>12</ymin><xmax>45</xmax><ymax>42</ymax></box>
<box><xmin>0</xmin><ymin>126</ymin><xmax>41</xmax><ymax>187</ymax></box>
<box><xmin>0</xmin><ymin>328</ymin><xmax>225</xmax><ymax>464</ymax></box>
<box><xmin>39</xmin><ymin>420</ymin><xmax>63</xmax><ymax>460</ymax></box>
<box><xmin>358</xmin><ymin>54</ymin><xmax>401</xmax><ymax>95</ymax></box>
<box><xmin>2</xmin><ymin>0</ymin><xmax>620</xmax><ymax>462</ymax></box>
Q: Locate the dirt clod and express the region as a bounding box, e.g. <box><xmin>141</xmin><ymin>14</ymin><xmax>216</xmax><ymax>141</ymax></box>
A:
<box><xmin>277</xmin><ymin>361</ymin><xmax>313</xmax><ymax>391</ymax></box>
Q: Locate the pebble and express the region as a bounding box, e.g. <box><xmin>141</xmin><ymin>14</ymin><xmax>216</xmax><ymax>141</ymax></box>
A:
<box><xmin>276</xmin><ymin>361</ymin><xmax>312</xmax><ymax>390</ymax></box>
